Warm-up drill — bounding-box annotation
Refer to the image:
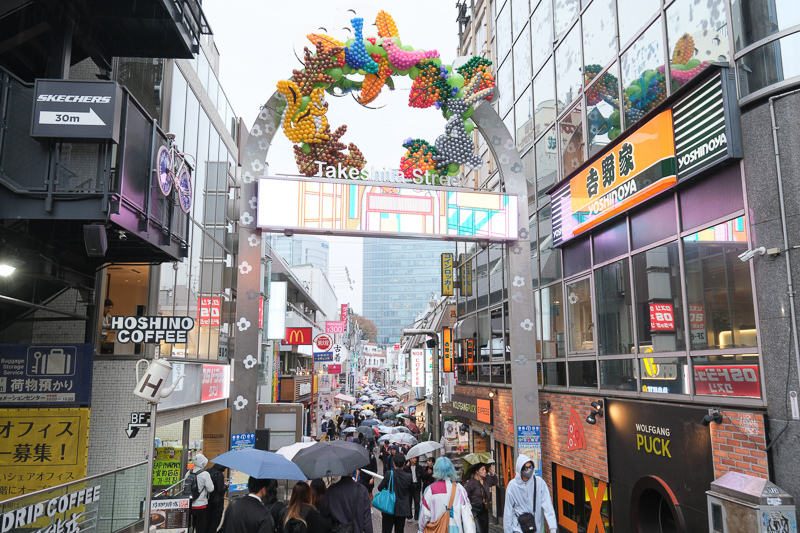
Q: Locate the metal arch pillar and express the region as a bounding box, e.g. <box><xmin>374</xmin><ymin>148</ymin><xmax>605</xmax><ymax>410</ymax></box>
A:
<box><xmin>232</xmin><ymin>93</ymin><xmax>540</xmax><ymax>449</ymax></box>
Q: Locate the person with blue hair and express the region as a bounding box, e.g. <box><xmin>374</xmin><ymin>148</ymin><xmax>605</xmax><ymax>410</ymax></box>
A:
<box><xmin>418</xmin><ymin>457</ymin><xmax>475</xmax><ymax>533</ymax></box>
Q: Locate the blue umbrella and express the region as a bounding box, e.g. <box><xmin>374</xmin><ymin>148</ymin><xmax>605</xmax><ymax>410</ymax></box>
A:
<box><xmin>360</xmin><ymin>419</ymin><xmax>380</xmax><ymax>427</ymax></box>
<box><xmin>343</xmin><ymin>414</ymin><xmax>355</xmax><ymax>419</ymax></box>
<box><xmin>211</xmin><ymin>448</ymin><xmax>307</xmax><ymax>481</ymax></box>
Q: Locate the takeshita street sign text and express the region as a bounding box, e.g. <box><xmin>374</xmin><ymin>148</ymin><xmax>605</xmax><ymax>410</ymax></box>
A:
<box><xmin>257</xmin><ymin>175</ymin><xmax>518</xmax><ymax>242</ymax></box>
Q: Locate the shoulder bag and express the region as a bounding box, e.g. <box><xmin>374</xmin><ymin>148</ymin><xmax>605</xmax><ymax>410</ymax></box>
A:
<box><xmin>424</xmin><ymin>481</ymin><xmax>457</xmax><ymax>533</ymax></box>
<box><xmin>372</xmin><ymin>471</ymin><xmax>396</xmax><ymax>514</ymax></box>
<box><xmin>516</xmin><ymin>477</ymin><xmax>537</xmax><ymax>533</ymax></box>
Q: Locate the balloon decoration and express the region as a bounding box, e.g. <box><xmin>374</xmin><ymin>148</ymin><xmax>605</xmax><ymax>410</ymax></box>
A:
<box><xmin>277</xmin><ymin>10</ymin><xmax>495</xmax><ymax>178</ymax></box>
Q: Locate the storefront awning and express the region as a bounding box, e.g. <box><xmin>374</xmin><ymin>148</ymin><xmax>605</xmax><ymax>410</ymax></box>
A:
<box><xmin>334</xmin><ymin>393</ymin><xmax>356</xmax><ymax>403</ymax></box>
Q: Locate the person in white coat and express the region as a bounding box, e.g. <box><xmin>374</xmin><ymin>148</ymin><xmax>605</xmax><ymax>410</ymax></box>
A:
<box><xmin>186</xmin><ymin>453</ymin><xmax>215</xmax><ymax>533</ymax></box>
<box><xmin>418</xmin><ymin>457</ymin><xmax>475</xmax><ymax>533</ymax></box>
<box><xmin>502</xmin><ymin>455</ymin><xmax>557</xmax><ymax>533</ymax></box>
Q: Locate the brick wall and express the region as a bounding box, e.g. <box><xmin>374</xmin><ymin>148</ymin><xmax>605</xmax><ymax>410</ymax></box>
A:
<box><xmin>710</xmin><ymin>409</ymin><xmax>768</xmax><ymax>479</ymax></box>
<box><xmin>540</xmin><ymin>392</ymin><xmax>609</xmax><ymax>486</ymax></box>
<box><xmin>453</xmin><ymin>384</ymin><xmax>514</xmax><ymax>446</ymax></box>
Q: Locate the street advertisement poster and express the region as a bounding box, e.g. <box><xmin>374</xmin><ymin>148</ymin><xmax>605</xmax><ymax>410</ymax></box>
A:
<box><xmin>411</xmin><ymin>349</ymin><xmax>424</xmax><ymax>387</ymax></box>
<box><xmin>0</xmin><ymin>344</ymin><xmax>93</xmax><ymax>406</ymax></box>
<box><xmin>318</xmin><ymin>374</ymin><xmax>335</xmax><ymax>392</ymax></box>
<box><xmin>517</xmin><ymin>425</ymin><xmax>542</xmax><ymax>476</ymax></box>
<box><xmin>2</xmin><ymin>484</ymin><xmax>103</xmax><ymax>531</ymax></box>
<box><xmin>319</xmin><ymin>392</ymin><xmax>335</xmax><ymax>413</ymax></box>
<box><xmin>153</xmin><ymin>447</ymin><xmax>182</xmax><ymax>486</ymax></box>
<box><xmin>201</xmin><ymin>364</ymin><xmax>229</xmax><ymax>403</ymax></box>
<box><xmin>0</xmin><ymin>408</ymin><xmax>89</xmax><ymax>501</ymax></box>
<box><xmin>229</xmin><ymin>433</ymin><xmax>255</xmax><ymax>492</ymax></box>
<box><xmin>150</xmin><ymin>498</ymin><xmax>190</xmax><ymax>532</ymax></box>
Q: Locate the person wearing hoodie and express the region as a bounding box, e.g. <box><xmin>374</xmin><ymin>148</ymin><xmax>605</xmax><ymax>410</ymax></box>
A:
<box><xmin>207</xmin><ymin>463</ymin><xmax>229</xmax><ymax>532</ymax></box>
<box><xmin>503</xmin><ymin>455</ymin><xmax>557</xmax><ymax>533</ymax></box>
<box><xmin>186</xmin><ymin>454</ymin><xmax>215</xmax><ymax>533</ymax></box>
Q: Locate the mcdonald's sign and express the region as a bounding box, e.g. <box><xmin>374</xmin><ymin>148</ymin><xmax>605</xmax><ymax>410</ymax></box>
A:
<box><xmin>284</xmin><ymin>327</ymin><xmax>312</xmax><ymax>345</ymax></box>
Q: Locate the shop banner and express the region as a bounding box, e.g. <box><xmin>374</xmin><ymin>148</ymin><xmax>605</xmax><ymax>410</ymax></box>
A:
<box><xmin>229</xmin><ymin>433</ymin><xmax>255</xmax><ymax>492</ymax></box>
<box><xmin>425</xmin><ymin>349</ymin><xmax>434</xmax><ymax>397</ymax></box>
<box><xmin>315</xmin><ymin>351</ymin><xmax>333</xmax><ymax>362</ymax></box>
<box><xmin>318</xmin><ymin>375</ymin><xmax>336</xmax><ymax>391</ymax></box>
<box><xmin>0</xmin><ymin>408</ymin><xmax>90</xmax><ymax>501</ymax></box>
<box><xmin>2</xmin><ymin>485</ymin><xmax>102</xmax><ymax>532</ymax></box>
<box><xmin>198</xmin><ymin>297</ymin><xmax>221</xmax><ymax>327</ymax></box>
<box><xmin>284</xmin><ymin>328</ymin><xmax>312</xmax><ymax>345</ymax></box>
<box><xmin>441</xmin><ymin>253</ymin><xmax>454</xmax><ymax>296</ymax></box>
<box><xmin>341</xmin><ymin>304</ymin><xmax>349</xmax><ymax>322</ymax></box>
<box><xmin>314</xmin><ymin>333</ymin><xmax>333</xmax><ymax>353</ymax></box>
<box><xmin>694</xmin><ymin>364</ymin><xmax>760</xmax><ymax>397</ymax></box>
<box><xmin>411</xmin><ymin>349</ymin><xmax>424</xmax><ymax>387</ymax></box>
<box><xmin>442</xmin><ymin>328</ymin><xmax>453</xmax><ymax>372</ymax></box>
<box><xmin>326</xmin><ymin>321</ymin><xmax>346</xmax><ymax>334</ymax></box>
<box><xmin>451</xmin><ymin>394</ymin><xmax>493</xmax><ymax>424</ymax></box>
<box><xmin>0</xmin><ymin>344</ymin><xmax>93</xmax><ymax>406</ymax></box>
<box><xmin>331</xmin><ymin>344</ymin><xmax>347</xmax><ymax>365</ymax></box>
<box><xmin>517</xmin><ymin>425</ymin><xmax>542</xmax><ymax>476</ymax></box>
<box><xmin>201</xmin><ymin>364</ymin><xmax>229</xmax><ymax>403</ymax></box>
<box><xmin>153</xmin><ymin>447</ymin><xmax>182</xmax><ymax>486</ymax></box>
<box><xmin>325</xmin><ymin>364</ymin><xmax>342</xmax><ymax>375</ymax></box>
<box><xmin>551</xmin><ymin>111</ymin><xmax>676</xmax><ymax>247</ymax></box>
<box><xmin>150</xmin><ymin>498</ymin><xmax>190</xmax><ymax>533</ymax></box>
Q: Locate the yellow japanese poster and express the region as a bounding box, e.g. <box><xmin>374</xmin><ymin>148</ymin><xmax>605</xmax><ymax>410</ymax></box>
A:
<box><xmin>0</xmin><ymin>408</ymin><xmax>90</xmax><ymax>502</ymax></box>
<box><xmin>153</xmin><ymin>448</ymin><xmax>183</xmax><ymax>487</ymax></box>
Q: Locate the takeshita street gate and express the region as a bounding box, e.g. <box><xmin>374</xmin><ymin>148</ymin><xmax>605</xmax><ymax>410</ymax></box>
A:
<box><xmin>231</xmin><ymin>10</ymin><xmax>540</xmax><ymax>456</ymax></box>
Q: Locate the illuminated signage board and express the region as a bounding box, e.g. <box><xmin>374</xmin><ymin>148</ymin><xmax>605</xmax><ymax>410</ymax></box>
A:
<box><xmin>411</xmin><ymin>349</ymin><xmax>424</xmax><ymax>388</ymax></box>
<box><xmin>441</xmin><ymin>253</ymin><xmax>454</xmax><ymax>296</ymax></box>
<box><xmin>257</xmin><ymin>176</ymin><xmax>518</xmax><ymax>242</ymax></box>
<box><xmin>451</xmin><ymin>394</ymin><xmax>493</xmax><ymax>424</ymax></box>
<box><xmin>283</xmin><ymin>327</ymin><xmax>312</xmax><ymax>345</ymax></box>
<box><xmin>442</xmin><ymin>328</ymin><xmax>453</xmax><ymax>373</ymax></box>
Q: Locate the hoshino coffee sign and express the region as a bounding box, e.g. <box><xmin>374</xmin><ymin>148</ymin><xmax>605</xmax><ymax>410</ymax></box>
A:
<box><xmin>110</xmin><ymin>316</ymin><xmax>194</xmax><ymax>343</ymax></box>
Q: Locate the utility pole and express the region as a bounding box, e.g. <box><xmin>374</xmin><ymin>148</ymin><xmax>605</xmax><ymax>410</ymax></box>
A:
<box><xmin>402</xmin><ymin>328</ymin><xmax>440</xmax><ymax>442</ymax></box>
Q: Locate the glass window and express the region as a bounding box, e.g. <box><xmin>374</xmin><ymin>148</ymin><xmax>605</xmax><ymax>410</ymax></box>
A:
<box><xmin>617</xmin><ymin>0</ymin><xmax>659</xmax><ymax>48</ymax></box>
<box><xmin>535</xmin><ymin>290</ymin><xmax>543</xmax><ymax>357</ymax></box>
<box><xmin>692</xmin><ymin>354</ymin><xmax>761</xmax><ymax>398</ymax></box>
<box><xmin>595</xmin><ymin>259</ymin><xmax>634</xmax><ymax>355</ymax></box>
<box><xmin>476</xmin><ymin>248</ymin><xmax>489</xmax><ymax>309</ymax></box>
<box><xmin>559</xmin><ymin>100</ymin><xmax>584</xmax><ymax>176</ymax></box>
<box><xmin>667</xmin><ymin>0</ymin><xmax>730</xmax><ymax>91</ymax></box>
<box><xmin>514</xmin><ymin>27</ymin><xmax>533</xmax><ymax>95</ymax></box>
<box><xmin>600</xmin><ymin>358</ymin><xmax>637</xmax><ymax>390</ymax></box>
<box><xmin>554</xmin><ymin>0</ymin><xmax>580</xmax><ymax>39</ymax></box>
<box><xmin>489</xmin><ymin>244</ymin><xmax>504</xmax><ymax>304</ymax></box>
<box><xmin>731</xmin><ymin>0</ymin><xmax>800</xmax><ymax>51</ymax></box>
<box><xmin>531</xmin><ymin>0</ymin><xmax>554</xmax><ymax>70</ymax></box>
<box><xmin>631</xmin><ymin>196</ymin><xmax>677</xmax><ymax>250</ymax></box>
<box><xmin>583</xmin><ymin>0</ymin><xmax>617</xmax><ymax>70</ymax></box>
<box><xmin>593</xmin><ymin>219</ymin><xmax>628</xmax><ymax>264</ymax></box>
<box><xmin>534</xmin><ymin>58</ymin><xmax>556</xmax><ymax>138</ymax></box>
<box><xmin>168</xmin><ymin>63</ymin><xmax>187</xmax><ymax>148</ymax></box>
<box><xmin>478</xmin><ymin>309</ymin><xmax>491</xmax><ymax>361</ymax></box>
<box><xmin>586</xmin><ymin>63</ymin><xmax>622</xmax><ymax>158</ymax></box>
<box><xmin>568</xmin><ymin>360</ymin><xmax>598</xmax><ymax>387</ymax></box>
<box><xmin>516</xmin><ymin>85</ymin><xmax>534</xmax><ymax>152</ymax></box>
<box><xmin>542</xmin><ymin>283</ymin><xmax>565</xmax><ymax>359</ymax></box>
<box><xmin>737</xmin><ymin>31</ymin><xmax>800</xmax><ymax>98</ymax></box>
<box><xmin>679</xmin><ymin>166</ymin><xmax>744</xmax><ymax>231</ymax></box>
<box><xmin>567</xmin><ymin>278</ymin><xmax>594</xmax><ymax>353</ymax></box>
<box><xmin>633</xmin><ymin>242</ymin><xmax>686</xmax><ymax>353</ymax></box>
<box><xmin>556</xmin><ymin>24</ymin><xmax>582</xmax><ymax>113</ymax></box>
<box><xmin>536</xmin><ymin>127</ymin><xmax>558</xmax><ymax>206</ymax></box>
<box><xmin>499</xmin><ymin>59</ymin><xmax>515</xmax><ymax>118</ymax></box>
<box><xmin>543</xmin><ymin>361</ymin><xmax>568</xmax><ymax>386</ymax></box>
<box><xmin>563</xmin><ymin>237</ymin><xmax>591</xmax><ymax>276</ymax></box>
<box><xmin>98</xmin><ymin>265</ymin><xmax>151</xmax><ymax>355</ymax></box>
<box><xmin>539</xmin><ymin>204</ymin><xmax>563</xmax><ymax>284</ymax></box>
<box><xmin>621</xmin><ymin>18</ymin><xmax>667</xmax><ymax>130</ymax></box>
<box><xmin>640</xmin><ymin>356</ymin><xmax>688</xmax><ymax>394</ymax></box>
<box><xmin>489</xmin><ymin>307</ymin><xmax>506</xmax><ymax>359</ymax></box>
<box><xmin>530</xmin><ymin>217</ymin><xmax>540</xmax><ymax>287</ymax></box>
<box><xmin>683</xmin><ymin>216</ymin><xmax>756</xmax><ymax>350</ymax></box>
<box><xmin>497</xmin><ymin>2</ymin><xmax>513</xmax><ymax>63</ymax></box>
<box><xmin>512</xmin><ymin>0</ymin><xmax>530</xmax><ymax>38</ymax></box>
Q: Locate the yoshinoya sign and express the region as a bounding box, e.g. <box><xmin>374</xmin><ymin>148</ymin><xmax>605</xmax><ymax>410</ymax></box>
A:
<box><xmin>109</xmin><ymin>316</ymin><xmax>194</xmax><ymax>344</ymax></box>
<box><xmin>451</xmin><ymin>394</ymin><xmax>493</xmax><ymax>424</ymax></box>
<box><xmin>31</xmin><ymin>80</ymin><xmax>123</xmax><ymax>142</ymax></box>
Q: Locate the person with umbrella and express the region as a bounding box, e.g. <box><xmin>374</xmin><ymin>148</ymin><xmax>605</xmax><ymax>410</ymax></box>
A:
<box><xmin>503</xmin><ymin>455</ymin><xmax>557</xmax><ymax>533</ymax></box>
<box><xmin>403</xmin><ymin>455</ymin><xmax>424</xmax><ymax>523</ymax></box>
<box><xmin>464</xmin><ymin>463</ymin><xmax>491</xmax><ymax>533</ymax></box>
<box><xmin>418</xmin><ymin>458</ymin><xmax>475</xmax><ymax>533</ymax></box>
<box><xmin>377</xmin><ymin>453</ymin><xmax>413</xmax><ymax>533</ymax></box>
<box><xmin>221</xmin><ymin>477</ymin><xmax>275</xmax><ymax>533</ymax></box>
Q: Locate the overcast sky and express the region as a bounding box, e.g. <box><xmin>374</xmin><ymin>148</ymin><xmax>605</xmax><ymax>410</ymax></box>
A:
<box><xmin>202</xmin><ymin>1</ymin><xmax>460</xmax><ymax>313</ymax></box>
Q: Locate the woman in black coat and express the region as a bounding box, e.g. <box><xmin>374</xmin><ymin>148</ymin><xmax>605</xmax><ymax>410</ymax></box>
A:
<box><xmin>377</xmin><ymin>453</ymin><xmax>412</xmax><ymax>533</ymax></box>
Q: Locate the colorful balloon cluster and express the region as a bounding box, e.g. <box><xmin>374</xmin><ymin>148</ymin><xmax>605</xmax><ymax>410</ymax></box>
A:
<box><xmin>277</xmin><ymin>10</ymin><xmax>495</xmax><ymax>178</ymax></box>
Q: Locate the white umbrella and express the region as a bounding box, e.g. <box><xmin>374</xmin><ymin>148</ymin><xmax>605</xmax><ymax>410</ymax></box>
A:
<box><xmin>324</xmin><ymin>411</ymin><xmax>335</xmax><ymax>418</ymax></box>
<box><xmin>361</xmin><ymin>409</ymin><xmax>374</xmax><ymax>416</ymax></box>
<box><xmin>276</xmin><ymin>441</ymin><xmax>316</xmax><ymax>460</ymax></box>
<box><xmin>389</xmin><ymin>433</ymin><xmax>418</xmax><ymax>446</ymax></box>
<box><xmin>406</xmin><ymin>440</ymin><xmax>443</xmax><ymax>459</ymax></box>
<box><xmin>353</xmin><ymin>404</ymin><xmax>364</xmax><ymax>409</ymax></box>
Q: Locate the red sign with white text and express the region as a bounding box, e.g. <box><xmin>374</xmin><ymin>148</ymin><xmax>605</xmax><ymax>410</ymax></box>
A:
<box><xmin>649</xmin><ymin>302</ymin><xmax>675</xmax><ymax>331</ymax></box>
<box><xmin>201</xmin><ymin>364</ymin><xmax>229</xmax><ymax>402</ymax></box>
<box><xmin>198</xmin><ymin>297</ymin><xmax>221</xmax><ymax>326</ymax></box>
<box><xmin>326</xmin><ymin>321</ymin><xmax>346</xmax><ymax>334</ymax></box>
<box><xmin>284</xmin><ymin>327</ymin><xmax>312</xmax><ymax>345</ymax></box>
<box><xmin>694</xmin><ymin>365</ymin><xmax>760</xmax><ymax>397</ymax></box>
<box><xmin>341</xmin><ymin>304</ymin><xmax>349</xmax><ymax>322</ymax></box>
<box><xmin>326</xmin><ymin>364</ymin><xmax>342</xmax><ymax>375</ymax></box>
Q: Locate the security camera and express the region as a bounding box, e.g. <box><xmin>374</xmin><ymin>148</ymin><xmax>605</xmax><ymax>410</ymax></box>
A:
<box><xmin>738</xmin><ymin>247</ymin><xmax>765</xmax><ymax>262</ymax></box>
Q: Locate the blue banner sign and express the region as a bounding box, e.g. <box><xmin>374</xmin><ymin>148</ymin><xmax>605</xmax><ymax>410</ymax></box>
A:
<box><xmin>314</xmin><ymin>351</ymin><xmax>334</xmax><ymax>362</ymax></box>
<box><xmin>0</xmin><ymin>344</ymin><xmax>93</xmax><ymax>405</ymax></box>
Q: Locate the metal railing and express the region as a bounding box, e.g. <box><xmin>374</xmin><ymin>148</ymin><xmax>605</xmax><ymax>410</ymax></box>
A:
<box><xmin>0</xmin><ymin>461</ymin><xmax>148</xmax><ymax>533</ymax></box>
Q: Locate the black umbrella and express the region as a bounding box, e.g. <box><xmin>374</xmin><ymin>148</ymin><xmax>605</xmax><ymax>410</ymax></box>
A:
<box><xmin>292</xmin><ymin>440</ymin><xmax>370</xmax><ymax>478</ymax></box>
<box><xmin>380</xmin><ymin>410</ymin><xmax>397</xmax><ymax>420</ymax></box>
<box><xmin>357</xmin><ymin>426</ymin><xmax>379</xmax><ymax>439</ymax></box>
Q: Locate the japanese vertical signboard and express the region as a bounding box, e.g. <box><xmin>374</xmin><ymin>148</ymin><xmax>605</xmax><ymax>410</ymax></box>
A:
<box><xmin>411</xmin><ymin>349</ymin><xmax>425</xmax><ymax>388</ymax></box>
<box><xmin>442</xmin><ymin>328</ymin><xmax>453</xmax><ymax>372</ymax></box>
<box><xmin>341</xmin><ymin>304</ymin><xmax>349</xmax><ymax>323</ymax></box>
<box><xmin>460</xmin><ymin>255</ymin><xmax>473</xmax><ymax>296</ymax></box>
<box><xmin>0</xmin><ymin>344</ymin><xmax>93</xmax><ymax>406</ymax></box>
<box><xmin>0</xmin><ymin>407</ymin><xmax>90</xmax><ymax>501</ymax></box>
<box><xmin>517</xmin><ymin>425</ymin><xmax>542</xmax><ymax>476</ymax></box>
<box><xmin>198</xmin><ymin>297</ymin><xmax>221</xmax><ymax>326</ymax></box>
<box><xmin>425</xmin><ymin>349</ymin><xmax>434</xmax><ymax>397</ymax></box>
<box><xmin>441</xmin><ymin>253</ymin><xmax>454</xmax><ymax>296</ymax></box>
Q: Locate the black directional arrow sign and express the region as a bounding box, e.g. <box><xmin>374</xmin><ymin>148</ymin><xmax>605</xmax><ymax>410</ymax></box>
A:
<box><xmin>126</xmin><ymin>411</ymin><xmax>151</xmax><ymax>439</ymax></box>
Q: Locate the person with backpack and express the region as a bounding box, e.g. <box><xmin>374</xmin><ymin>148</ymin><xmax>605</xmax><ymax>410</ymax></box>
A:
<box><xmin>376</xmin><ymin>453</ymin><xmax>412</xmax><ymax>533</ymax></box>
<box><xmin>263</xmin><ymin>479</ymin><xmax>286</xmax><ymax>533</ymax></box>
<box><xmin>207</xmin><ymin>463</ymin><xmax>228</xmax><ymax>532</ymax></box>
<box><xmin>502</xmin><ymin>455</ymin><xmax>557</xmax><ymax>533</ymax></box>
<box><xmin>418</xmin><ymin>457</ymin><xmax>474</xmax><ymax>533</ymax></box>
<box><xmin>184</xmin><ymin>454</ymin><xmax>215</xmax><ymax>533</ymax></box>
<box><xmin>280</xmin><ymin>482</ymin><xmax>330</xmax><ymax>533</ymax></box>
<box><xmin>222</xmin><ymin>476</ymin><xmax>274</xmax><ymax>533</ymax></box>
<box><xmin>320</xmin><ymin>470</ymin><xmax>373</xmax><ymax>533</ymax></box>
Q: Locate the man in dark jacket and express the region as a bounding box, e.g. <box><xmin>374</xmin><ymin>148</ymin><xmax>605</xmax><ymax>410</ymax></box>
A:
<box><xmin>421</xmin><ymin>457</ymin><xmax>435</xmax><ymax>492</ymax></box>
<box><xmin>403</xmin><ymin>456</ymin><xmax>424</xmax><ymax>522</ymax></box>
<box><xmin>206</xmin><ymin>463</ymin><xmax>228</xmax><ymax>532</ymax></box>
<box><xmin>319</xmin><ymin>473</ymin><xmax>373</xmax><ymax>533</ymax></box>
<box><xmin>377</xmin><ymin>454</ymin><xmax>412</xmax><ymax>533</ymax></box>
<box><xmin>222</xmin><ymin>477</ymin><xmax>274</xmax><ymax>533</ymax></box>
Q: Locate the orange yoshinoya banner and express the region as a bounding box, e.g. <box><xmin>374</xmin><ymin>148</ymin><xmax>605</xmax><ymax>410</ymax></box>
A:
<box><xmin>552</xmin><ymin>110</ymin><xmax>677</xmax><ymax>246</ymax></box>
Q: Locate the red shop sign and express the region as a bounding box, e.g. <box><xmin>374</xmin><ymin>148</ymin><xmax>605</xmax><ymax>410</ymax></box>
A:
<box><xmin>649</xmin><ymin>302</ymin><xmax>675</xmax><ymax>331</ymax></box>
<box><xmin>202</xmin><ymin>364</ymin><xmax>229</xmax><ymax>402</ymax></box>
<box><xmin>694</xmin><ymin>365</ymin><xmax>760</xmax><ymax>397</ymax></box>
<box><xmin>198</xmin><ymin>297</ymin><xmax>221</xmax><ymax>327</ymax></box>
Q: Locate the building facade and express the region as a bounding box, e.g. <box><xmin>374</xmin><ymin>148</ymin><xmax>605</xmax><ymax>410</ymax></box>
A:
<box><xmin>453</xmin><ymin>0</ymin><xmax>800</xmax><ymax>531</ymax></box>
<box><xmin>270</xmin><ymin>234</ymin><xmax>330</xmax><ymax>275</ymax></box>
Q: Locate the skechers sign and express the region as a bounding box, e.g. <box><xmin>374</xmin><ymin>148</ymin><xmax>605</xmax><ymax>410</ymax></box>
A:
<box><xmin>109</xmin><ymin>316</ymin><xmax>194</xmax><ymax>344</ymax></box>
<box><xmin>31</xmin><ymin>79</ymin><xmax>123</xmax><ymax>142</ymax></box>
